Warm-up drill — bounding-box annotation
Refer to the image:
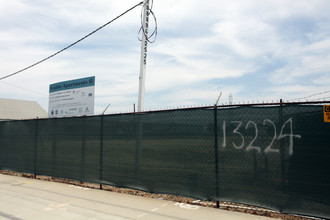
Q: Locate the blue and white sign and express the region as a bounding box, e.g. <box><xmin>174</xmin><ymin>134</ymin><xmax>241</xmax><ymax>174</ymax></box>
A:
<box><xmin>48</xmin><ymin>76</ymin><xmax>95</xmax><ymax>117</ymax></box>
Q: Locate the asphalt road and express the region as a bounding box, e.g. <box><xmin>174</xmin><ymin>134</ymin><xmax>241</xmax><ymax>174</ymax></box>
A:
<box><xmin>0</xmin><ymin>174</ymin><xmax>271</xmax><ymax>220</ymax></box>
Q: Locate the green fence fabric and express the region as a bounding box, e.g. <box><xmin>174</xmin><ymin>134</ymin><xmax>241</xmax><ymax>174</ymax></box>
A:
<box><xmin>0</xmin><ymin>120</ymin><xmax>36</xmax><ymax>174</ymax></box>
<box><xmin>215</xmin><ymin>105</ymin><xmax>330</xmax><ymax>218</ymax></box>
<box><xmin>0</xmin><ymin>104</ymin><xmax>329</xmax><ymax>219</ymax></box>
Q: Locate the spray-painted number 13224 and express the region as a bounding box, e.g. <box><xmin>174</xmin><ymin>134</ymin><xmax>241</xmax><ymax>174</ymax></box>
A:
<box><xmin>221</xmin><ymin>118</ymin><xmax>301</xmax><ymax>156</ymax></box>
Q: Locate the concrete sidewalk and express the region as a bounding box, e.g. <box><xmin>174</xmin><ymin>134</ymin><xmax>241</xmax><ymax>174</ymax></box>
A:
<box><xmin>0</xmin><ymin>174</ymin><xmax>272</xmax><ymax>220</ymax></box>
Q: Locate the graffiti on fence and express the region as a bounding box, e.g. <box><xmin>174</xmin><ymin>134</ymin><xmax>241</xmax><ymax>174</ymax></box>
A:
<box><xmin>221</xmin><ymin>118</ymin><xmax>301</xmax><ymax>156</ymax></box>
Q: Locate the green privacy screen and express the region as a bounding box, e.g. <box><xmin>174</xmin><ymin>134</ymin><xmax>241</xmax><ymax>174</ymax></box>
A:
<box><xmin>0</xmin><ymin>104</ymin><xmax>329</xmax><ymax>219</ymax></box>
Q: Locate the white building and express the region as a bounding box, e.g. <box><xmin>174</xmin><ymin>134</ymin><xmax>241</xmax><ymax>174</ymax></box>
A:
<box><xmin>0</xmin><ymin>98</ymin><xmax>47</xmax><ymax>120</ymax></box>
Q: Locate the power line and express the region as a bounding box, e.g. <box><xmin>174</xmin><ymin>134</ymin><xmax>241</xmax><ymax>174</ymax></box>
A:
<box><xmin>311</xmin><ymin>96</ymin><xmax>330</xmax><ymax>101</ymax></box>
<box><xmin>138</xmin><ymin>0</ymin><xmax>158</xmax><ymax>43</ymax></box>
<box><xmin>289</xmin><ymin>90</ymin><xmax>330</xmax><ymax>101</ymax></box>
<box><xmin>0</xmin><ymin>81</ymin><xmax>47</xmax><ymax>96</ymax></box>
<box><xmin>0</xmin><ymin>1</ymin><xmax>143</xmax><ymax>81</ymax></box>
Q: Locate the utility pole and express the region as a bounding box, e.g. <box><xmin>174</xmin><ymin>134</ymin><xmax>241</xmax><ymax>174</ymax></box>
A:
<box><xmin>137</xmin><ymin>0</ymin><xmax>150</xmax><ymax>112</ymax></box>
<box><xmin>136</xmin><ymin>0</ymin><xmax>150</xmax><ymax>184</ymax></box>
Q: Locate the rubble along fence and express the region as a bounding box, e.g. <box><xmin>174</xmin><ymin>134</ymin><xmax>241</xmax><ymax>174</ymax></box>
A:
<box><xmin>0</xmin><ymin>101</ymin><xmax>329</xmax><ymax>219</ymax></box>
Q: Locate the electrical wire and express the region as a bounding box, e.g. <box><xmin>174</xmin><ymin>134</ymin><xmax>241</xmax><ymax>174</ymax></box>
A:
<box><xmin>138</xmin><ymin>0</ymin><xmax>158</xmax><ymax>43</ymax></box>
<box><xmin>0</xmin><ymin>81</ymin><xmax>47</xmax><ymax>96</ymax></box>
<box><xmin>0</xmin><ymin>1</ymin><xmax>143</xmax><ymax>81</ymax></box>
<box><xmin>310</xmin><ymin>96</ymin><xmax>330</xmax><ymax>101</ymax></box>
<box><xmin>289</xmin><ymin>90</ymin><xmax>330</xmax><ymax>101</ymax></box>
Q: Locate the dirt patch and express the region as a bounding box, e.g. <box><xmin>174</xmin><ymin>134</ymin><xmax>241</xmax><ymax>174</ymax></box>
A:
<box><xmin>0</xmin><ymin>170</ymin><xmax>321</xmax><ymax>220</ymax></box>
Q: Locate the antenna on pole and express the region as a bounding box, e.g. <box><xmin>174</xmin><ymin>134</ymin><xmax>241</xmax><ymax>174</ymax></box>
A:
<box><xmin>137</xmin><ymin>0</ymin><xmax>150</xmax><ymax>112</ymax></box>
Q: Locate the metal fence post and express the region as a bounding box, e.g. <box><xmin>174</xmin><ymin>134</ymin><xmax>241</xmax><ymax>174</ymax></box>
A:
<box><xmin>135</xmin><ymin>115</ymin><xmax>142</xmax><ymax>185</ymax></box>
<box><xmin>279</xmin><ymin>99</ymin><xmax>286</xmax><ymax>190</ymax></box>
<box><xmin>52</xmin><ymin>119</ymin><xmax>57</xmax><ymax>177</ymax></box>
<box><xmin>34</xmin><ymin>119</ymin><xmax>38</xmax><ymax>178</ymax></box>
<box><xmin>0</xmin><ymin>123</ymin><xmax>2</xmax><ymax>169</ymax></box>
<box><xmin>81</xmin><ymin>117</ymin><xmax>86</xmax><ymax>182</ymax></box>
<box><xmin>214</xmin><ymin>106</ymin><xmax>220</xmax><ymax>208</ymax></box>
<box><xmin>100</xmin><ymin>115</ymin><xmax>104</xmax><ymax>189</ymax></box>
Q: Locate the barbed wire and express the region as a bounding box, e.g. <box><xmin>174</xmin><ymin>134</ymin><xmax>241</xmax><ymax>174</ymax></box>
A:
<box><xmin>289</xmin><ymin>90</ymin><xmax>330</xmax><ymax>101</ymax></box>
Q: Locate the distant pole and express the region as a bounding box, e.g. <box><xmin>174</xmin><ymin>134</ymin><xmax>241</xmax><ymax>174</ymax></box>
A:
<box><xmin>229</xmin><ymin>93</ymin><xmax>233</xmax><ymax>105</ymax></box>
<box><xmin>137</xmin><ymin>0</ymin><xmax>150</xmax><ymax>112</ymax></box>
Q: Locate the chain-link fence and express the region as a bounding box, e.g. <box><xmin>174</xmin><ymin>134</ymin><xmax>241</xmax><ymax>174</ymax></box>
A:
<box><xmin>0</xmin><ymin>102</ymin><xmax>329</xmax><ymax>219</ymax></box>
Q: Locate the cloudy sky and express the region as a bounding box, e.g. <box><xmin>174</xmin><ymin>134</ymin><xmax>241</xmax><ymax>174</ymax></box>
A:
<box><xmin>1</xmin><ymin>0</ymin><xmax>330</xmax><ymax>114</ymax></box>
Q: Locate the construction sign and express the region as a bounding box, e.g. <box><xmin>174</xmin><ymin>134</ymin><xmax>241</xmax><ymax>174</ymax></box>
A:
<box><xmin>324</xmin><ymin>105</ymin><xmax>330</xmax><ymax>122</ymax></box>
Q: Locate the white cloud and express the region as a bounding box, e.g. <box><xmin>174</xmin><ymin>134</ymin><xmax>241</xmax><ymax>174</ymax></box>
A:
<box><xmin>313</xmin><ymin>76</ymin><xmax>330</xmax><ymax>86</ymax></box>
<box><xmin>211</xmin><ymin>18</ymin><xmax>277</xmax><ymax>58</ymax></box>
<box><xmin>1</xmin><ymin>0</ymin><xmax>330</xmax><ymax>114</ymax></box>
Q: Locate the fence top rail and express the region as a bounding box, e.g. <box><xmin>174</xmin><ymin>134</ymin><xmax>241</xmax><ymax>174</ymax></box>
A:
<box><xmin>0</xmin><ymin>100</ymin><xmax>329</xmax><ymax>123</ymax></box>
<box><xmin>133</xmin><ymin>100</ymin><xmax>330</xmax><ymax>114</ymax></box>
